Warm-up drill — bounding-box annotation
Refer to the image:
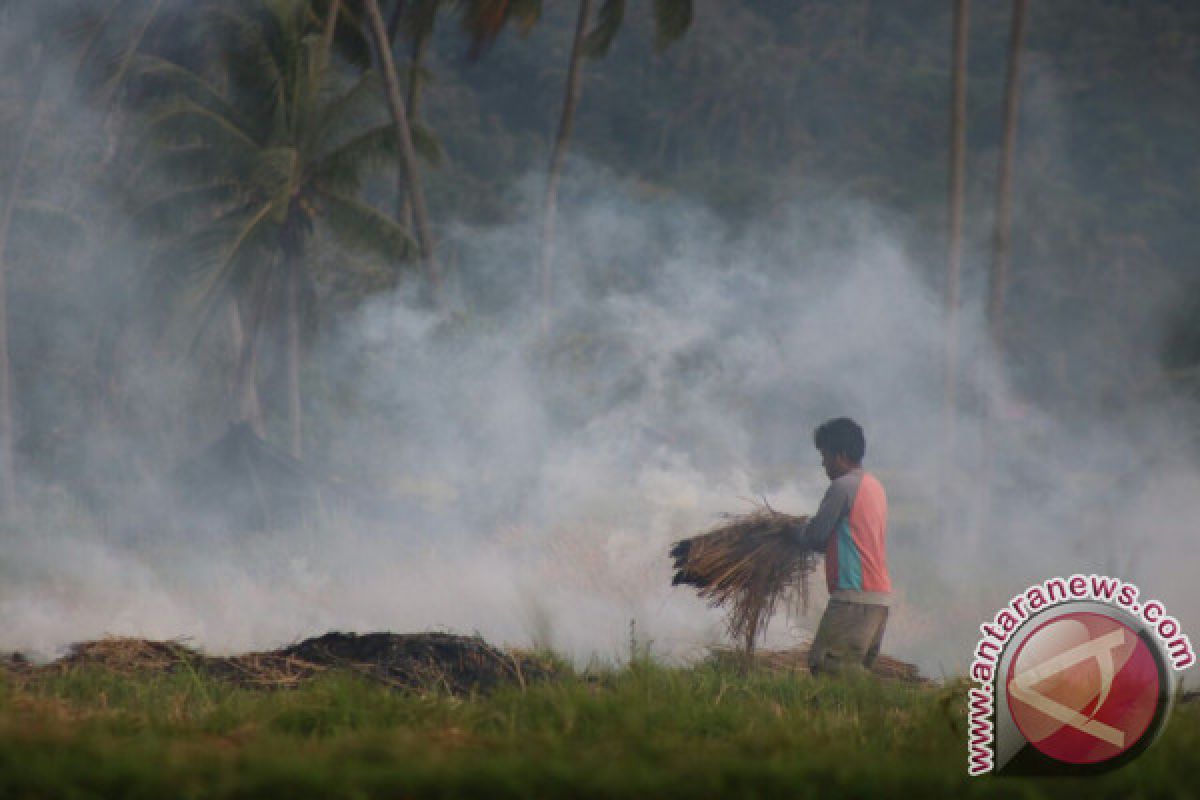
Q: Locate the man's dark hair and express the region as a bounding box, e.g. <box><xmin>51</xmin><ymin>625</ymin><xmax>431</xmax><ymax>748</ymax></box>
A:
<box><xmin>813</xmin><ymin>417</ymin><xmax>865</xmax><ymax>463</ymax></box>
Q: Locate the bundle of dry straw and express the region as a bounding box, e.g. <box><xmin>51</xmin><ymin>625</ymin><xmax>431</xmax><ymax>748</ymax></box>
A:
<box><xmin>670</xmin><ymin>507</ymin><xmax>818</xmax><ymax>653</ymax></box>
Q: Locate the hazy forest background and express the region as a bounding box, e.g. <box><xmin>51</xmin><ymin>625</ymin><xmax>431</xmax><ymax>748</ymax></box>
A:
<box><xmin>0</xmin><ymin>0</ymin><xmax>1198</xmax><ymax>670</ymax></box>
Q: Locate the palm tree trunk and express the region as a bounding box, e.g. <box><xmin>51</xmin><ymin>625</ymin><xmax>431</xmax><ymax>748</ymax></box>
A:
<box><xmin>363</xmin><ymin>0</ymin><xmax>439</xmax><ymax>302</ymax></box>
<box><xmin>540</xmin><ymin>0</ymin><xmax>592</xmax><ymax>334</ymax></box>
<box><xmin>227</xmin><ymin>299</ymin><xmax>265</xmax><ymax>437</ymax></box>
<box><xmin>398</xmin><ymin>28</ymin><xmax>430</xmax><ymax>232</ymax></box>
<box><xmin>0</xmin><ymin>46</ymin><xmax>46</xmax><ymax>512</ymax></box>
<box><xmin>988</xmin><ymin>0</ymin><xmax>1028</xmax><ymax>348</ymax></box>
<box><xmin>321</xmin><ymin>0</ymin><xmax>341</xmax><ymax>63</ymax></box>
<box><xmin>944</xmin><ymin>0</ymin><xmax>968</xmax><ymax>434</ymax></box>
<box><xmin>406</xmin><ymin>32</ymin><xmax>428</xmax><ymax>121</ymax></box>
<box><xmin>284</xmin><ymin>255</ymin><xmax>303</xmax><ymax>460</ymax></box>
<box><xmin>976</xmin><ymin>0</ymin><xmax>1029</xmax><ymax>543</ymax></box>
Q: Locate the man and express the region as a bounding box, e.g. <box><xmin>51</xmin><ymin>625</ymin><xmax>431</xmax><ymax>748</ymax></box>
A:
<box><xmin>789</xmin><ymin>417</ymin><xmax>890</xmax><ymax>676</ymax></box>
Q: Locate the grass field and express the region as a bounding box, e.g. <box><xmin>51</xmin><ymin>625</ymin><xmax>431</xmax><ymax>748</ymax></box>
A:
<box><xmin>0</xmin><ymin>658</ymin><xmax>1196</xmax><ymax>799</ymax></box>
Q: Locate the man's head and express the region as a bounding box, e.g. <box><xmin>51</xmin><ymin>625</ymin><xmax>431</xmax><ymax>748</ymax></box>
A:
<box><xmin>813</xmin><ymin>417</ymin><xmax>865</xmax><ymax>480</ymax></box>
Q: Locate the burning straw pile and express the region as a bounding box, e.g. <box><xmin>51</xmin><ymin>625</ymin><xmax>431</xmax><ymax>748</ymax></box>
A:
<box><xmin>670</xmin><ymin>506</ymin><xmax>818</xmax><ymax>653</ymax></box>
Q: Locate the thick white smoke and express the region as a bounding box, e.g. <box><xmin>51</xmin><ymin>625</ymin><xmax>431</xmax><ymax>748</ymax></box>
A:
<box><xmin>3</xmin><ymin>167</ymin><xmax>1194</xmax><ymax>684</ymax></box>
<box><xmin>1</xmin><ymin>0</ymin><xmax>1196</xmax><ymax>681</ymax></box>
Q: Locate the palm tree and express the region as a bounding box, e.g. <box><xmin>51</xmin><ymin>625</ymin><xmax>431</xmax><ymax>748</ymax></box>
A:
<box><xmin>538</xmin><ymin>0</ymin><xmax>693</xmax><ymax>331</ymax></box>
<box><xmin>136</xmin><ymin>0</ymin><xmax>412</xmax><ymax>459</ymax></box>
<box><xmin>988</xmin><ymin>0</ymin><xmax>1029</xmax><ymax>349</ymax></box>
<box><xmin>976</xmin><ymin>0</ymin><xmax>1029</xmax><ymax>542</ymax></box>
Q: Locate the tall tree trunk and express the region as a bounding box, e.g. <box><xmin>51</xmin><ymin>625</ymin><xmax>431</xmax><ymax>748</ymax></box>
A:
<box><xmin>278</xmin><ymin>234</ymin><xmax>304</xmax><ymax>461</ymax></box>
<box><xmin>944</xmin><ymin>0</ymin><xmax>969</xmax><ymax>436</ymax></box>
<box><xmin>227</xmin><ymin>299</ymin><xmax>265</xmax><ymax>437</ymax></box>
<box><xmin>0</xmin><ymin>46</ymin><xmax>46</xmax><ymax>512</ymax></box>
<box><xmin>321</xmin><ymin>0</ymin><xmax>341</xmax><ymax>64</ymax></box>
<box><xmin>987</xmin><ymin>0</ymin><xmax>1028</xmax><ymax>348</ymax></box>
<box><xmin>976</xmin><ymin>0</ymin><xmax>1029</xmax><ymax>543</ymax></box>
<box><xmin>539</xmin><ymin>0</ymin><xmax>592</xmax><ymax>334</ymax></box>
<box><xmin>284</xmin><ymin>259</ymin><xmax>303</xmax><ymax>460</ymax></box>
<box><xmin>363</xmin><ymin>0</ymin><xmax>439</xmax><ymax>302</ymax></box>
<box><xmin>398</xmin><ymin>28</ymin><xmax>430</xmax><ymax>232</ymax></box>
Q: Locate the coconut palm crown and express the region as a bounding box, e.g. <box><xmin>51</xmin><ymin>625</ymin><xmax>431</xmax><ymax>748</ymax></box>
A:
<box><xmin>133</xmin><ymin>0</ymin><xmax>427</xmax><ymax>455</ymax></box>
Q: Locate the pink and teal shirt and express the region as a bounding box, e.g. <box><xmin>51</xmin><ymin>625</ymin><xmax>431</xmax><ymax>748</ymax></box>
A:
<box><xmin>796</xmin><ymin>467</ymin><xmax>891</xmax><ymax>605</ymax></box>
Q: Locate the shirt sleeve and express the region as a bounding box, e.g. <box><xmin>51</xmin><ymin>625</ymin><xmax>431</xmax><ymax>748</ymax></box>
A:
<box><xmin>792</xmin><ymin>478</ymin><xmax>852</xmax><ymax>551</ymax></box>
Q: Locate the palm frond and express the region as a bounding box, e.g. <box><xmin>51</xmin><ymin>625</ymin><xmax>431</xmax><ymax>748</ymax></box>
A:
<box><xmin>410</xmin><ymin>122</ymin><xmax>443</xmax><ymax>165</ymax></box>
<box><xmin>652</xmin><ymin>0</ymin><xmax>691</xmax><ymax>51</ymax></box>
<box><xmin>583</xmin><ymin>0</ymin><xmax>624</xmax><ymax>59</ymax></box>
<box><xmin>130</xmin><ymin>183</ymin><xmax>242</xmax><ymax>237</ymax></box>
<box><xmin>320</xmin><ymin>191</ymin><xmax>415</xmax><ymax>262</ymax></box>
<box><xmin>314</xmin><ymin>124</ymin><xmax>395</xmax><ymax>186</ymax></box>
<box><xmin>306</xmin><ymin>69</ymin><xmax>381</xmax><ymax>151</ymax></box>
<box><xmin>67</xmin><ymin>0</ymin><xmax>163</xmax><ymax>99</ymax></box>
<box><xmin>132</xmin><ymin>0</ymin><xmax>428</xmax><ymax>353</ymax></box>
<box><xmin>460</xmin><ymin>0</ymin><xmax>542</xmax><ymax>59</ymax></box>
<box><xmin>12</xmin><ymin>201</ymin><xmax>88</xmax><ymax>251</ymax></box>
<box><xmin>145</xmin><ymin>202</ymin><xmax>280</xmax><ymax>343</ymax></box>
<box><xmin>206</xmin><ymin>6</ymin><xmax>287</xmax><ymax>123</ymax></box>
<box><xmin>148</xmin><ymin>217</ymin><xmax>249</xmax><ymax>294</ymax></box>
<box><xmin>250</xmin><ymin>146</ymin><xmax>299</xmax><ymax>198</ymax></box>
<box><xmin>142</xmin><ymin>98</ymin><xmax>260</xmax><ymax>156</ymax></box>
<box><xmin>61</xmin><ymin>0</ymin><xmax>125</xmax><ymax>91</ymax></box>
<box><xmin>130</xmin><ymin>54</ymin><xmax>250</xmax><ymax>129</ymax></box>
<box><xmin>141</xmin><ymin>144</ymin><xmax>256</xmax><ymax>187</ymax></box>
<box><xmin>188</xmin><ymin>203</ymin><xmax>282</xmax><ymax>344</ymax></box>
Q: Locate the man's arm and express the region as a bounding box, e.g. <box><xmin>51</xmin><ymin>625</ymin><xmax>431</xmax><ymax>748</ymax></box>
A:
<box><xmin>790</xmin><ymin>479</ymin><xmax>852</xmax><ymax>551</ymax></box>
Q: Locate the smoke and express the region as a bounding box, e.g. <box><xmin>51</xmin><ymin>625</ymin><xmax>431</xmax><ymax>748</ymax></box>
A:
<box><xmin>2</xmin><ymin>161</ymin><xmax>1193</xmax><ymax>683</ymax></box>
<box><xmin>0</xmin><ymin>3</ymin><xmax>1197</xmax><ymax>684</ymax></box>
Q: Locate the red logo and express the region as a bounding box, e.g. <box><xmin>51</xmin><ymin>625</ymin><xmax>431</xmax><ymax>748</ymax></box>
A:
<box><xmin>1006</xmin><ymin>611</ymin><xmax>1161</xmax><ymax>765</ymax></box>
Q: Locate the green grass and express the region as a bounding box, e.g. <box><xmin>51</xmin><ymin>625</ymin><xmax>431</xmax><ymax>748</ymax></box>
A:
<box><xmin>0</xmin><ymin>663</ymin><xmax>1196</xmax><ymax>799</ymax></box>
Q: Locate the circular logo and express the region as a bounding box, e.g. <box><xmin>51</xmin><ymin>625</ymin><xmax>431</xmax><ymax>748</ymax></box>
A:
<box><xmin>1005</xmin><ymin>611</ymin><xmax>1164</xmax><ymax>766</ymax></box>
